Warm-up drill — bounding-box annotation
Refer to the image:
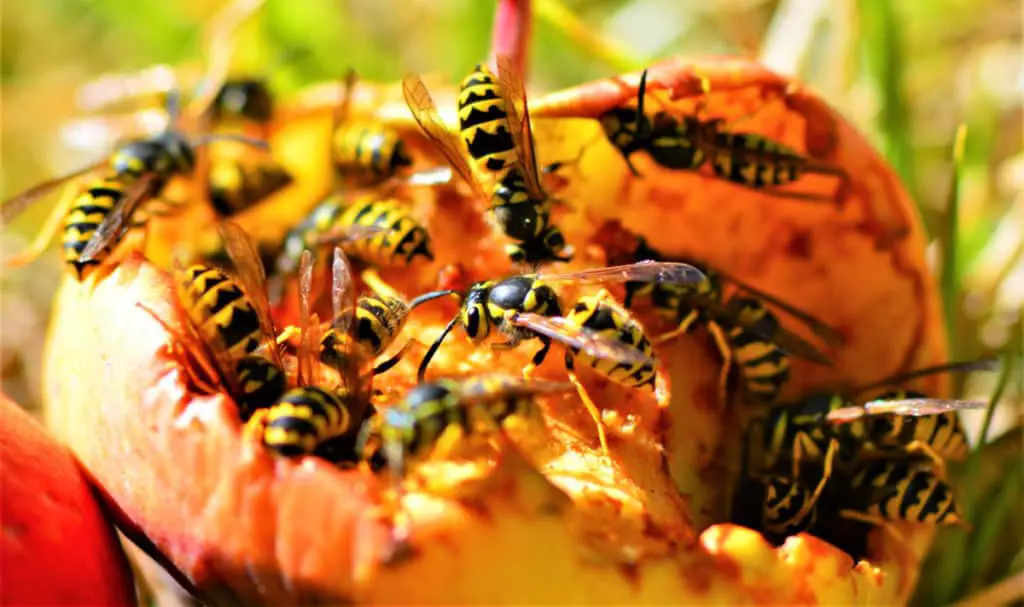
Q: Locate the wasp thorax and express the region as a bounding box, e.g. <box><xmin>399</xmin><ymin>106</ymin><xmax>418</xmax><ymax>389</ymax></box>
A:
<box><xmin>213</xmin><ymin>79</ymin><xmax>274</xmax><ymax>123</ymax></box>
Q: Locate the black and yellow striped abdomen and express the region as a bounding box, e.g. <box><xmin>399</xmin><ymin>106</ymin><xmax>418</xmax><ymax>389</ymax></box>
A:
<box><xmin>320</xmin><ymin>293</ymin><xmax>406</xmax><ymax>370</ymax></box>
<box><xmin>263</xmin><ymin>386</ymin><xmax>352</xmax><ymax>457</ymax></box>
<box><xmin>336</xmin><ymin>198</ymin><xmax>434</xmax><ymax>267</ymax></box>
<box><xmin>723</xmin><ymin>297</ymin><xmax>789</xmax><ymax>403</ymax></box>
<box><xmin>233</xmin><ymin>355</ymin><xmax>286</xmax><ymax>422</ymax></box>
<box><xmin>208</xmin><ymin>157</ymin><xmax>293</xmax><ymax>217</ymax></box>
<box><xmin>708</xmin><ymin>132</ymin><xmax>802</xmax><ymax>188</ymax></box>
<box><xmin>378</xmin><ymin>377</ymin><xmax>539</xmax><ymax>465</ymax></box>
<box><xmin>565</xmin><ymin>296</ymin><xmax>657</xmax><ymax>389</ymax></box>
<box><xmin>176</xmin><ymin>265</ymin><xmax>263</xmax><ymax>362</ymax></box>
<box><xmin>861</xmin><ymin>389</ymin><xmax>969</xmax><ymax>460</ymax></box>
<box><xmin>458</xmin><ymin>64</ymin><xmax>517</xmax><ymax>178</ymax></box>
<box><xmin>62</xmin><ymin>174</ymin><xmax>153</xmax><ymax>278</ymax></box>
<box><xmin>332</xmin><ymin>122</ymin><xmax>412</xmax><ymax>184</ymax></box>
<box><xmin>380</xmin><ymin>380</ymin><xmax>468</xmax><ymax>461</ymax></box>
<box><xmin>851</xmin><ymin>460</ymin><xmax>962</xmax><ymax>525</ymax></box>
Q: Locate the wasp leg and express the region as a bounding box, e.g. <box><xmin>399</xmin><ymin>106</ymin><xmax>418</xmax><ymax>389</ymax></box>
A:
<box><xmin>372</xmin><ymin>339</ymin><xmax>420</xmax><ymax>376</ymax></box>
<box><xmin>901</xmin><ymin>440</ymin><xmax>949</xmax><ymax>480</ymax></box>
<box><xmin>791</xmin><ymin>439</ymin><xmax>837</xmax><ymax>524</ymax></box>
<box><xmin>4</xmin><ymin>183</ymin><xmax>79</xmax><ymax>269</ymax></box>
<box><xmin>653</xmin><ymin>310</ymin><xmax>700</xmax><ymax>345</ymax></box>
<box><xmin>522</xmin><ymin>337</ymin><xmax>552</xmax><ymax>380</ymax></box>
<box><xmin>790</xmin><ymin>430</ymin><xmax>820</xmax><ymax>481</ymax></box>
<box><xmin>623</xmin><ymin>154</ymin><xmax>643</xmax><ymax>178</ymax></box>
<box><xmin>136</xmin><ymin>303</ymin><xmax>222</xmax><ymax>394</ymax></box>
<box><xmin>565</xmin><ymin>354</ymin><xmax>610</xmax><ymax>457</ymax></box>
<box><xmin>707</xmin><ymin>321</ymin><xmax>734</xmax><ymax>406</ymax></box>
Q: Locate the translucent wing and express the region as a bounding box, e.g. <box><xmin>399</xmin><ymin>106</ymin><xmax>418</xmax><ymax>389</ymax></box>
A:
<box><xmin>331</xmin><ymin>246</ymin><xmax>358</xmax><ymax>336</ymax></box>
<box><xmin>170</xmin><ymin>260</ymin><xmax>243</xmax><ymax>392</ymax></box>
<box><xmin>218</xmin><ymin>221</ymin><xmax>283</xmax><ymax>370</ymax></box>
<box><xmin>858</xmin><ymin>358</ymin><xmax>1001</xmax><ymax>393</ymax></box>
<box><xmin>535</xmin><ymin>260</ymin><xmax>707</xmax><ymax>287</ymax></box>
<box><xmin>762</xmin><ymin>327</ymin><xmax>833</xmax><ymax>365</ymax></box>
<box><xmin>511</xmin><ymin>312</ymin><xmax>657</xmax><ymax>368</ymax></box>
<box><xmin>495</xmin><ymin>54</ymin><xmax>545</xmax><ymax>201</ymax></box>
<box><xmin>401</xmin><ymin>74</ymin><xmax>491</xmax><ymax>203</ymax></box>
<box><xmin>460</xmin><ymin>375</ymin><xmax>574</xmax><ymax>403</ymax></box>
<box><xmin>296</xmin><ymin>249</ymin><xmax>316</xmax><ymax>387</ymax></box>
<box><xmin>331</xmin><ymin>246</ymin><xmax>374</xmax><ymax>411</ymax></box>
<box><xmin>716</xmin><ymin>267</ymin><xmax>845</xmax><ymax>348</ymax></box>
<box><xmin>826</xmin><ymin>398</ymin><xmax>988</xmax><ymax>424</ymax></box>
<box><xmin>1</xmin><ymin>161</ymin><xmax>105</xmax><ymax>228</ymax></box>
<box><xmin>313</xmin><ymin>223</ymin><xmax>390</xmax><ymax>247</ymax></box>
<box><xmin>78</xmin><ymin>173</ymin><xmax>158</xmax><ymax>263</ymax></box>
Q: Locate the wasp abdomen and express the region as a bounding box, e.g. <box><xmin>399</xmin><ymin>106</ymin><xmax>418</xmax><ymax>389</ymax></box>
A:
<box><xmin>264</xmin><ymin>387</ymin><xmax>351</xmax><ymax>457</ymax></box>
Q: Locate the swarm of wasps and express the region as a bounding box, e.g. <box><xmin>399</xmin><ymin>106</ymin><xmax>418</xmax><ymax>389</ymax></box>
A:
<box><xmin>1</xmin><ymin>0</ymin><xmax>996</xmax><ymax>555</ymax></box>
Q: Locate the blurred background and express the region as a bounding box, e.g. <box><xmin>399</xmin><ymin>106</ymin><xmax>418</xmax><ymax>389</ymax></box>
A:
<box><xmin>1</xmin><ymin>0</ymin><xmax>1020</xmax><ymax>604</ymax></box>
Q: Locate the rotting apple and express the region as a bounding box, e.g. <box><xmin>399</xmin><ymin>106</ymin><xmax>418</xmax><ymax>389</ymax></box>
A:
<box><xmin>44</xmin><ymin>57</ymin><xmax>947</xmax><ymax>605</ymax></box>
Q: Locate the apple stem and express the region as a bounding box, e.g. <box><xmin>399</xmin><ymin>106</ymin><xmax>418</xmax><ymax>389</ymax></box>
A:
<box><xmin>488</xmin><ymin>0</ymin><xmax>531</xmax><ymax>78</ymax></box>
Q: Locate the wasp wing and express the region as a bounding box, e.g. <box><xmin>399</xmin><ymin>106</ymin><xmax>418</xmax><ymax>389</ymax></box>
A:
<box><xmin>826</xmin><ymin>398</ymin><xmax>988</xmax><ymax>424</ymax></box>
<box><xmin>460</xmin><ymin>375</ymin><xmax>574</xmax><ymax>403</ymax></box>
<box><xmin>495</xmin><ymin>54</ymin><xmax>545</xmax><ymax>201</ymax></box>
<box><xmin>296</xmin><ymin>249</ymin><xmax>317</xmax><ymax>386</ymax></box>
<box><xmin>313</xmin><ymin>223</ymin><xmax>390</xmax><ymax>247</ymax></box>
<box><xmin>715</xmin><ymin>267</ymin><xmax>844</xmax><ymax>348</ymax></box>
<box><xmin>536</xmin><ymin>260</ymin><xmax>707</xmax><ymax>287</ymax></box>
<box><xmin>511</xmin><ymin>312</ymin><xmax>657</xmax><ymax>368</ymax></box>
<box><xmin>729</xmin><ymin>308</ymin><xmax>834</xmax><ymax>366</ymax></box>
<box><xmin>401</xmin><ymin>74</ymin><xmax>491</xmax><ymax>203</ymax></box>
<box><xmin>330</xmin><ymin>245</ymin><xmax>359</xmax><ymax>334</ymax></box>
<box><xmin>78</xmin><ymin>173</ymin><xmax>159</xmax><ymax>263</ymax></box>
<box><xmin>218</xmin><ymin>221</ymin><xmax>284</xmax><ymax>370</ymax></box>
<box><xmin>1</xmin><ymin>161</ymin><xmax>106</xmax><ymax>228</ymax></box>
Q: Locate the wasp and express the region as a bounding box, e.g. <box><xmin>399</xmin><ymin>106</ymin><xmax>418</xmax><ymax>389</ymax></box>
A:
<box><xmin>414</xmin><ymin>261</ymin><xmax>705</xmax><ymax>454</ymax></box>
<box><xmin>316</xmin><ymin>256</ymin><xmax>455</xmax><ymax>379</ymax></box>
<box><xmin>752</xmin><ymin>358</ymin><xmax>995</xmax><ymax>481</ymax></box>
<box><xmin>2</xmin><ymin>93</ymin><xmax>265</xmax><ymax>279</ymax></box>
<box><xmin>248</xmin><ymin>247</ymin><xmax>376</xmax><ymax>457</ymax></box>
<box><xmin>404</xmin><ymin>56</ymin><xmax>573</xmax><ymax>267</ymax></box>
<box><xmin>327</xmin><ymin>69</ymin><xmax>414</xmax><ymax>186</ymax></box>
<box><xmin>602</xmin><ymin>228</ymin><xmax>843</xmax><ymax>404</ymax></box>
<box><xmin>270</xmin><ymin>191</ymin><xmax>434</xmax><ymax>302</ymax></box>
<box><xmin>358</xmin><ymin>374</ymin><xmax>570</xmax><ymax>480</ymax></box>
<box><xmin>841</xmin><ymin>458</ymin><xmax>965</xmax><ymax>530</ymax></box>
<box><xmin>733</xmin><ymin>438</ymin><xmax>840</xmax><ymax>541</ymax></box>
<box><xmin>598</xmin><ymin>69</ymin><xmax>846</xmax><ymax>204</ymax></box>
<box><xmin>139</xmin><ymin>221</ymin><xmax>287</xmax><ymax>421</ymax></box>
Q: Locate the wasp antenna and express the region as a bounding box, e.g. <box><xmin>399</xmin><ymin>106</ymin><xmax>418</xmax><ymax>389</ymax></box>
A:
<box><xmin>408</xmin><ymin>289</ymin><xmax>460</xmax><ymax>310</ymax></box>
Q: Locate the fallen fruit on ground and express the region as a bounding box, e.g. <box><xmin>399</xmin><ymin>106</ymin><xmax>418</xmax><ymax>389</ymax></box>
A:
<box><xmin>44</xmin><ymin>58</ymin><xmax>947</xmax><ymax>605</ymax></box>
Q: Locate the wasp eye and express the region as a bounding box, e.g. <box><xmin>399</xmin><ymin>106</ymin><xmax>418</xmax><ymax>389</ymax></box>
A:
<box><xmin>464</xmin><ymin>306</ymin><xmax>486</xmax><ymax>340</ymax></box>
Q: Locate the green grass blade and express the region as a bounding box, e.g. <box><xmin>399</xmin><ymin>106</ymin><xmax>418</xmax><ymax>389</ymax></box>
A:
<box><xmin>856</xmin><ymin>0</ymin><xmax>917</xmax><ymax>199</ymax></box>
<box><xmin>942</xmin><ymin>125</ymin><xmax>968</xmax><ymax>360</ymax></box>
